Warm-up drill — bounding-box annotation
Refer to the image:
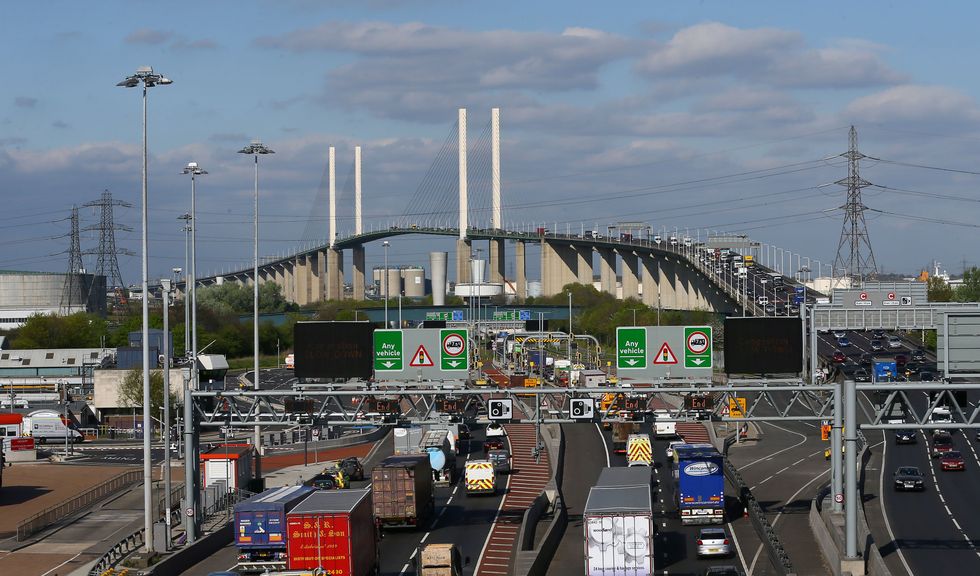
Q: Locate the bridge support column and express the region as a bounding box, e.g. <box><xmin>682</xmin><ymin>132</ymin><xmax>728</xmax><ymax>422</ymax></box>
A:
<box><xmin>456</xmin><ymin>239</ymin><xmax>472</xmax><ymax>286</ymax></box>
<box><xmin>598</xmin><ymin>248</ymin><xmax>616</xmax><ymax>296</ymax></box>
<box><xmin>352</xmin><ymin>245</ymin><xmax>366</xmax><ymax>301</ymax></box>
<box><xmin>308</xmin><ymin>251</ymin><xmax>322</xmax><ymax>304</ymax></box>
<box><xmin>675</xmin><ymin>261</ymin><xmax>692</xmax><ymax>309</ymax></box>
<box><xmin>272</xmin><ymin>264</ymin><xmax>286</xmax><ymax>298</ymax></box>
<box><xmin>540</xmin><ymin>241</ymin><xmax>554</xmax><ymax>296</ymax></box>
<box><xmin>326</xmin><ymin>249</ymin><xmax>344</xmax><ymax>300</ymax></box>
<box><xmin>576</xmin><ymin>246</ymin><xmax>593</xmax><ymax>285</ymax></box>
<box><xmin>490</xmin><ymin>239</ymin><xmax>505</xmax><ymax>285</ymax></box>
<box><xmin>295</xmin><ymin>255</ymin><xmax>310</xmax><ymax>306</ymax></box>
<box><xmin>621</xmin><ymin>251</ymin><xmax>640</xmax><ymax>299</ymax></box>
<box><xmin>659</xmin><ymin>258</ymin><xmax>677</xmax><ymax>309</ymax></box>
<box><xmin>553</xmin><ymin>243</ymin><xmax>577</xmax><ymax>295</ymax></box>
<box><xmin>516</xmin><ymin>241</ymin><xmax>527</xmax><ymax>300</ymax></box>
<box><xmin>640</xmin><ymin>256</ymin><xmax>659</xmax><ymax>307</ymax></box>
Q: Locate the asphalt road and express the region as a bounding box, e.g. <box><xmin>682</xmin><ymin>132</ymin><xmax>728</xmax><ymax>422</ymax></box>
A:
<box><xmin>181</xmin><ymin>425</ymin><xmax>505</xmax><ymax>576</ymax></box>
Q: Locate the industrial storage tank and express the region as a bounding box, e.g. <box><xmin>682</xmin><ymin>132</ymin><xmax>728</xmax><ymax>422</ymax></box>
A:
<box><xmin>402</xmin><ymin>267</ymin><xmax>426</xmax><ymax>298</ymax></box>
<box><xmin>385</xmin><ymin>269</ymin><xmax>402</xmax><ymax>299</ymax></box>
<box><xmin>430</xmin><ymin>252</ymin><xmax>448</xmax><ymax>306</ymax></box>
<box><xmin>527</xmin><ymin>281</ymin><xmax>542</xmax><ymax>298</ymax></box>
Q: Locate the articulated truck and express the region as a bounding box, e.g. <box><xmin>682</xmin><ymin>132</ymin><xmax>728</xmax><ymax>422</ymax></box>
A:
<box><xmin>673</xmin><ymin>443</ymin><xmax>725</xmax><ymax>525</ymax></box>
<box><xmin>583</xmin><ymin>466</ymin><xmax>654</xmax><ymax>575</ymax></box>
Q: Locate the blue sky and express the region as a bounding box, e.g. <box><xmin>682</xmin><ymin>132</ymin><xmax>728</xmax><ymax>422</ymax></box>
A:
<box><xmin>3</xmin><ymin>1</ymin><xmax>980</xmax><ymax>288</ymax></box>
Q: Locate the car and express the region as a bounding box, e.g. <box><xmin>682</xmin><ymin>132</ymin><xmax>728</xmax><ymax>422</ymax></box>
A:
<box><xmin>940</xmin><ymin>450</ymin><xmax>965</xmax><ymax>471</ymax></box>
<box><xmin>757</xmin><ymin>296</ymin><xmax>769</xmax><ymax>306</ymax></box>
<box><xmin>837</xmin><ymin>336</ymin><xmax>851</xmax><ymax>347</ymax></box>
<box><xmin>919</xmin><ymin>371</ymin><xmax>935</xmax><ymax>382</ymax></box>
<box><xmin>486</xmin><ymin>423</ymin><xmax>506</xmax><ymax>438</ymax></box>
<box><xmin>911</xmin><ymin>349</ymin><xmax>927</xmax><ymax>362</ymax></box>
<box><xmin>931</xmin><ymin>406</ymin><xmax>953</xmax><ymax>427</ymax></box>
<box><xmin>457</xmin><ymin>424</ymin><xmax>472</xmax><ymax>441</ymax></box>
<box><xmin>487</xmin><ymin>448</ymin><xmax>511</xmax><ymax>474</ymax></box>
<box><xmin>932</xmin><ymin>431</ymin><xmax>954</xmax><ymax>457</ymax></box>
<box><xmin>833</xmin><ymin>330</ymin><xmax>847</xmax><ymax>338</ymax></box>
<box><xmin>894</xmin><ymin>429</ymin><xmax>916</xmax><ymax>444</ymax></box>
<box><xmin>306</xmin><ymin>473</ymin><xmax>340</xmax><ymax>490</ymax></box>
<box><xmin>870</xmin><ymin>339</ymin><xmax>884</xmax><ymax>352</ymax></box>
<box><xmin>892</xmin><ymin>466</ymin><xmax>925</xmax><ymax>491</ymax></box>
<box><xmin>338</xmin><ymin>456</ymin><xmax>365</xmax><ymax>481</ymax></box>
<box><xmin>894</xmin><ymin>354</ymin><xmax>908</xmax><ymax>368</ymax></box>
<box><xmin>860</xmin><ymin>352</ymin><xmax>874</xmax><ymax>366</ymax></box>
<box><xmin>833</xmin><ymin>350</ymin><xmax>847</xmax><ymax>363</ymax></box>
<box><xmin>704</xmin><ymin>568</ymin><xmax>743</xmax><ymax>576</ymax></box>
<box><xmin>666</xmin><ymin>440</ymin><xmax>685</xmax><ymax>459</ymax></box>
<box><xmin>696</xmin><ymin>527</ymin><xmax>732</xmax><ymax>557</ymax></box>
<box><xmin>888</xmin><ymin>335</ymin><xmax>903</xmax><ymax>349</ymax></box>
<box><xmin>653</xmin><ymin>235</ymin><xmax>662</xmax><ymax>245</ymax></box>
<box><xmin>483</xmin><ymin>437</ymin><xmax>506</xmax><ymax>453</ymax></box>
<box><xmin>853</xmin><ymin>369</ymin><xmax>871</xmax><ymax>382</ymax></box>
<box><xmin>872</xmin><ymin>329</ymin><xmax>886</xmax><ymax>339</ymax></box>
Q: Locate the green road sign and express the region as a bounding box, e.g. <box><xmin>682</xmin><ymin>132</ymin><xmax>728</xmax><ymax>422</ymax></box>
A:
<box><xmin>617</xmin><ymin>327</ymin><xmax>647</xmax><ymax>369</ymax></box>
<box><xmin>425</xmin><ymin>311</ymin><xmax>451</xmax><ymax>321</ymax></box>
<box><xmin>684</xmin><ymin>326</ymin><xmax>712</xmax><ymax>369</ymax></box>
<box><xmin>440</xmin><ymin>329</ymin><xmax>468</xmax><ymax>371</ymax></box>
<box><xmin>374</xmin><ymin>330</ymin><xmax>403</xmax><ymax>371</ymax></box>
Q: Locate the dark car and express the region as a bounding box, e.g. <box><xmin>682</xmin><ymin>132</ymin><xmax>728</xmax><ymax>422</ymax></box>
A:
<box><xmin>894</xmin><ymin>429</ymin><xmax>916</xmax><ymax>444</ymax></box>
<box><xmin>932</xmin><ymin>431</ymin><xmax>954</xmax><ymax>457</ymax></box>
<box><xmin>894</xmin><ymin>354</ymin><xmax>908</xmax><ymax>368</ymax></box>
<box><xmin>911</xmin><ymin>349</ymin><xmax>927</xmax><ymax>362</ymax></box>
<box><xmin>457</xmin><ymin>424</ymin><xmax>472</xmax><ymax>441</ymax></box>
<box><xmin>853</xmin><ymin>369</ymin><xmax>871</xmax><ymax>382</ymax></box>
<box><xmin>870</xmin><ymin>339</ymin><xmax>884</xmax><ymax>352</ymax></box>
<box><xmin>837</xmin><ymin>336</ymin><xmax>851</xmax><ymax>347</ymax></box>
<box><xmin>860</xmin><ymin>352</ymin><xmax>874</xmax><ymax>366</ymax></box>
<box><xmin>483</xmin><ymin>437</ymin><xmax>506</xmax><ymax>453</ymax></box>
<box><xmin>833</xmin><ymin>350</ymin><xmax>847</xmax><ymax>363</ymax></box>
<box><xmin>919</xmin><ymin>371</ymin><xmax>935</xmax><ymax>382</ymax></box>
<box><xmin>893</xmin><ymin>466</ymin><xmax>925</xmax><ymax>491</ymax></box>
<box><xmin>487</xmin><ymin>448</ymin><xmax>511</xmax><ymax>474</ymax></box>
<box><xmin>338</xmin><ymin>456</ymin><xmax>365</xmax><ymax>481</ymax></box>
<box><xmin>704</xmin><ymin>567</ymin><xmax>744</xmax><ymax>576</ymax></box>
<box><xmin>306</xmin><ymin>473</ymin><xmax>339</xmax><ymax>490</ymax></box>
<box><xmin>872</xmin><ymin>329</ymin><xmax>885</xmax><ymax>339</ymax></box>
<box><xmin>940</xmin><ymin>451</ymin><xmax>965</xmax><ymax>471</ymax></box>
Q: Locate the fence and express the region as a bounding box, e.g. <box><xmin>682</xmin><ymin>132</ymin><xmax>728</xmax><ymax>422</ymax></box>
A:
<box><xmin>88</xmin><ymin>527</ymin><xmax>145</xmax><ymax>576</ymax></box>
<box><xmin>17</xmin><ymin>469</ymin><xmax>143</xmax><ymax>541</ymax></box>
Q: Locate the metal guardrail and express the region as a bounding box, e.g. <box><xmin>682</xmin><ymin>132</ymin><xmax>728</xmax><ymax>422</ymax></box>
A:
<box><xmin>88</xmin><ymin>527</ymin><xmax>145</xmax><ymax>576</ymax></box>
<box><xmin>722</xmin><ymin>439</ymin><xmax>794</xmax><ymax>576</ymax></box>
<box><xmin>17</xmin><ymin>469</ymin><xmax>142</xmax><ymax>541</ymax></box>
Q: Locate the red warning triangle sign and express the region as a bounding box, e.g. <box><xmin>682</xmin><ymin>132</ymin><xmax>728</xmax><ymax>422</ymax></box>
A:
<box><xmin>653</xmin><ymin>342</ymin><xmax>678</xmax><ymax>365</ymax></box>
<box><xmin>409</xmin><ymin>344</ymin><xmax>435</xmax><ymax>367</ymax></box>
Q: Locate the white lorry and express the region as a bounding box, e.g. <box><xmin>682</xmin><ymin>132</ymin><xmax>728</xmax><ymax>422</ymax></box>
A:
<box><xmin>584</xmin><ymin>467</ymin><xmax>654</xmax><ymax>576</ymax></box>
<box><xmin>24</xmin><ymin>411</ymin><xmax>83</xmax><ymax>444</ymax></box>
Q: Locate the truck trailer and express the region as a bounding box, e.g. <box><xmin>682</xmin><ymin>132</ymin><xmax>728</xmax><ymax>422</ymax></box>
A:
<box><xmin>371</xmin><ymin>455</ymin><xmax>434</xmax><ymax>528</ymax></box>
<box><xmin>285</xmin><ymin>489</ymin><xmax>378</xmax><ymax>574</ymax></box>
<box><xmin>234</xmin><ymin>485</ymin><xmax>315</xmax><ymax>573</ymax></box>
<box><xmin>583</xmin><ymin>468</ymin><xmax>654</xmax><ymax>576</ymax></box>
<box><xmin>673</xmin><ymin>443</ymin><xmax>725</xmax><ymax>525</ymax></box>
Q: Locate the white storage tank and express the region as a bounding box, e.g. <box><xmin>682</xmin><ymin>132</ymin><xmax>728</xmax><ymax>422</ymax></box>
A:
<box><xmin>527</xmin><ymin>281</ymin><xmax>542</xmax><ymax>298</ymax></box>
<box><xmin>385</xmin><ymin>269</ymin><xmax>402</xmax><ymax>299</ymax></box>
<box><xmin>430</xmin><ymin>252</ymin><xmax>448</xmax><ymax>306</ymax></box>
<box><xmin>402</xmin><ymin>267</ymin><xmax>426</xmax><ymax>298</ymax></box>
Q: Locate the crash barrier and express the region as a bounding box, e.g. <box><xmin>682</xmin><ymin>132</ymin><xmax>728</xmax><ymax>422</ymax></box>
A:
<box><xmin>146</xmin><ymin>523</ymin><xmax>233</xmax><ymax>576</ymax></box>
<box><xmin>513</xmin><ymin>423</ymin><xmax>567</xmax><ymax>576</ymax></box>
<box><xmin>18</xmin><ymin>469</ymin><xmax>142</xmax><ymax>540</ymax></box>
<box><xmin>723</xmin><ymin>435</ymin><xmax>795</xmax><ymax>576</ymax></box>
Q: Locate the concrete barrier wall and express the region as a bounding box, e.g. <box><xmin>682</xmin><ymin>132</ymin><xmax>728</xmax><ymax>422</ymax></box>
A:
<box><xmin>810</xmin><ymin>497</ymin><xmax>842</xmax><ymax>576</ymax></box>
<box><xmin>148</xmin><ymin>523</ymin><xmax>232</xmax><ymax>576</ymax></box>
<box><xmin>512</xmin><ymin>423</ymin><xmax>566</xmax><ymax>576</ymax></box>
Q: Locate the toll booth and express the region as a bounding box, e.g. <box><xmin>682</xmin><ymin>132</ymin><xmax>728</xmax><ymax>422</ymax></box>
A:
<box><xmin>201</xmin><ymin>443</ymin><xmax>255</xmax><ymax>491</ymax></box>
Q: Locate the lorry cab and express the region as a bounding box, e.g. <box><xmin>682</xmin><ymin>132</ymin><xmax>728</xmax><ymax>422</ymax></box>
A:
<box><xmin>627</xmin><ymin>434</ymin><xmax>653</xmax><ymax>467</ymax></box>
<box><xmin>464</xmin><ymin>460</ymin><xmax>496</xmax><ymax>495</ymax></box>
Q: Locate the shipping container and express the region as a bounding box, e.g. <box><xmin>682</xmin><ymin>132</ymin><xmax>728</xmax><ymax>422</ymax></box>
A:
<box><xmin>578</xmin><ymin>369</ymin><xmax>607</xmax><ymax>388</ymax></box>
<box><xmin>235</xmin><ymin>485</ymin><xmax>315</xmax><ymax>572</ymax></box>
<box><xmin>371</xmin><ymin>455</ymin><xmax>434</xmax><ymax>528</ymax></box>
<box><xmin>583</xmin><ymin>474</ymin><xmax>654</xmax><ymax>576</ymax></box>
<box><xmin>286</xmin><ymin>489</ymin><xmax>378</xmax><ymax>574</ymax></box>
<box><xmin>393</xmin><ymin>426</ymin><xmax>426</xmax><ymax>455</ymax></box>
<box><xmin>416</xmin><ymin>543</ymin><xmax>466</xmax><ymax>576</ymax></box>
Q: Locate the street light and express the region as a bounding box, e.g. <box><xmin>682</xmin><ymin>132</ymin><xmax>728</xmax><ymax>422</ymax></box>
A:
<box><xmin>117</xmin><ymin>65</ymin><xmax>171</xmax><ymax>554</ymax></box>
<box><xmin>382</xmin><ymin>241</ymin><xmax>390</xmax><ymax>326</ymax></box>
<box><xmin>180</xmin><ymin>163</ymin><xmax>206</xmax><ymax>403</ymax></box>
<box><xmin>160</xmin><ymin>278</ymin><xmax>173</xmax><ymax>549</ymax></box>
<box><xmin>178</xmin><ymin>214</ymin><xmax>192</xmax><ymax>355</ymax></box>
<box><xmin>238</xmin><ymin>140</ymin><xmax>273</xmax><ymax>483</ymax></box>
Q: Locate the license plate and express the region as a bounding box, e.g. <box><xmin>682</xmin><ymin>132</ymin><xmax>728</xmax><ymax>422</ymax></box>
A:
<box><xmin>709</xmin><ymin>547</ymin><xmax>720</xmax><ymax>553</ymax></box>
<box><xmin>904</xmin><ymin>483</ymin><xmax>914</xmax><ymax>488</ymax></box>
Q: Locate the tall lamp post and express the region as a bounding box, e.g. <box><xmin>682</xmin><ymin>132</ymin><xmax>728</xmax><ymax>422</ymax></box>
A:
<box><xmin>117</xmin><ymin>65</ymin><xmax>171</xmax><ymax>554</ymax></box>
<box><xmin>180</xmin><ymin>164</ymin><xmax>206</xmax><ymax>394</ymax></box>
<box><xmin>178</xmin><ymin>213</ymin><xmax>192</xmax><ymax>355</ymax></box>
<box><xmin>238</xmin><ymin>140</ymin><xmax>274</xmax><ymax>481</ymax></box>
<box><xmin>160</xmin><ymin>278</ymin><xmax>173</xmax><ymax>549</ymax></box>
<box><xmin>382</xmin><ymin>241</ymin><xmax>390</xmax><ymax>326</ymax></box>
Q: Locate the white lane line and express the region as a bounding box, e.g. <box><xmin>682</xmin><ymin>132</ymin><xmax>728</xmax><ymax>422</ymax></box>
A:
<box><xmin>420</xmin><ymin>531</ymin><xmax>430</xmax><ymax>543</ymax></box>
<box><xmin>400</xmin><ymin>563</ymin><xmax>410</xmax><ymax>575</ymax></box>
<box><xmin>40</xmin><ymin>553</ymin><xmax>84</xmax><ymax>576</ymax></box>
<box><xmin>728</xmin><ymin>518</ymin><xmax>751</xmax><ymax>576</ymax></box>
<box><xmin>595</xmin><ymin>422</ymin><xmax>611</xmax><ymax>467</ymax></box>
<box><xmin>740</xmin><ymin>421</ymin><xmax>809</xmax><ymax>470</ymax></box>
<box><xmin>879</xmin><ymin>434</ymin><xmax>915</xmax><ymax>576</ymax></box>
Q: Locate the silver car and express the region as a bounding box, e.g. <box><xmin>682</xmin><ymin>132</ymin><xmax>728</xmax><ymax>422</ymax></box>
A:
<box><xmin>696</xmin><ymin>527</ymin><xmax>732</xmax><ymax>557</ymax></box>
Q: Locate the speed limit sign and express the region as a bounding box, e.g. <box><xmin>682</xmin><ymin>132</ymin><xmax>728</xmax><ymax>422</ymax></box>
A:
<box><xmin>834</xmin><ymin>493</ymin><xmax>844</xmax><ymax>503</ymax></box>
<box><xmin>185</xmin><ymin>507</ymin><xmax>194</xmax><ymax>517</ymax></box>
<box><xmin>312</xmin><ymin>428</ymin><xmax>320</xmax><ymax>439</ymax></box>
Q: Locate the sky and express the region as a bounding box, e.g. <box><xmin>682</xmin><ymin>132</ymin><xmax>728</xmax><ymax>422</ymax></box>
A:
<box><xmin>3</xmin><ymin>1</ymin><xmax>980</xmax><ymax>289</ymax></box>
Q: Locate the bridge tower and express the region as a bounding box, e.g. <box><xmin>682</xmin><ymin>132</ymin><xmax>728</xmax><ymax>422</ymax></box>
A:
<box><xmin>352</xmin><ymin>145</ymin><xmax>366</xmax><ymax>300</ymax></box>
<box><xmin>456</xmin><ymin>108</ymin><xmax>472</xmax><ymax>285</ymax></box>
<box><xmin>489</xmin><ymin>108</ymin><xmax>506</xmax><ymax>286</ymax></box>
<box><xmin>325</xmin><ymin>146</ymin><xmax>344</xmax><ymax>300</ymax></box>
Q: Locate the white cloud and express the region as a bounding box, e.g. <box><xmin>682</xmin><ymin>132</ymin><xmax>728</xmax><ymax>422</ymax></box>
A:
<box><xmin>124</xmin><ymin>28</ymin><xmax>173</xmax><ymax>45</ymax></box>
<box><xmin>844</xmin><ymin>85</ymin><xmax>980</xmax><ymax>126</ymax></box>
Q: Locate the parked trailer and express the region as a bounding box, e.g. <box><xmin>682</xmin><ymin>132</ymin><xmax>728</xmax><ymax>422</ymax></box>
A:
<box><xmin>584</xmin><ymin>468</ymin><xmax>654</xmax><ymax>576</ymax></box>
<box><xmin>372</xmin><ymin>455</ymin><xmax>434</xmax><ymax>529</ymax></box>
<box><xmin>285</xmin><ymin>489</ymin><xmax>379</xmax><ymax>574</ymax></box>
<box><xmin>234</xmin><ymin>485</ymin><xmax>315</xmax><ymax>573</ymax></box>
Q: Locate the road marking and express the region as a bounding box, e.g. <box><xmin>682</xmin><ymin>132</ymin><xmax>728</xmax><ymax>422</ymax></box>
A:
<box><xmin>741</xmin><ymin>421</ymin><xmax>809</xmax><ymax>470</ymax></box>
<box><xmin>727</xmin><ymin>518</ymin><xmax>751</xmax><ymax>576</ymax></box>
<box><xmin>421</xmin><ymin>531</ymin><xmax>430</xmax><ymax>543</ymax></box>
<box><xmin>878</xmin><ymin>434</ymin><xmax>915</xmax><ymax>576</ymax></box>
<box><xmin>410</xmin><ymin>548</ymin><xmax>419</xmax><ymax>559</ymax></box>
<box><xmin>953</xmin><ymin>519</ymin><xmax>962</xmax><ymax>530</ymax></box>
<box><xmin>595</xmin><ymin>422</ymin><xmax>611</xmax><ymax>467</ymax></box>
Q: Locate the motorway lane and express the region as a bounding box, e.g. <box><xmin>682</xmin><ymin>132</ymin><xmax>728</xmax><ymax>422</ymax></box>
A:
<box><xmin>180</xmin><ymin>427</ymin><xmax>504</xmax><ymax>576</ymax></box>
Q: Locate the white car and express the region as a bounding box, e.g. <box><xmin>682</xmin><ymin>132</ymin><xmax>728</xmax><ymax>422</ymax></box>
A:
<box><xmin>486</xmin><ymin>423</ymin><xmax>507</xmax><ymax>437</ymax></box>
<box><xmin>888</xmin><ymin>335</ymin><xmax>903</xmax><ymax>349</ymax></box>
<box><xmin>653</xmin><ymin>235</ymin><xmax>662</xmax><ymax>245</ymax></box>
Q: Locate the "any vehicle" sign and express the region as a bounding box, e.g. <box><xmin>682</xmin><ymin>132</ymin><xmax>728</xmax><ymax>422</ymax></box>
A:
<box><xmin>617</xmin><ymin>327</ymin><xmax>647</xmax><ymax>369</ymax></box>
<box><xmin>374</xmin><ymin>330</ymin><xmax>403</xmax><ymax>371</ymax></box>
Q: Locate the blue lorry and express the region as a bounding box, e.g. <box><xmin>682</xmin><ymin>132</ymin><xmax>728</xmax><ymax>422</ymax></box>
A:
<box><xmin>673</xmin><ymin>443</ymin><xmax>725</xmax><ymax>525</ymax></box>
<box><xmin>234</xmin><ymin>484</ymin><xmax>315</xmax><ymax>573</ymax></box>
